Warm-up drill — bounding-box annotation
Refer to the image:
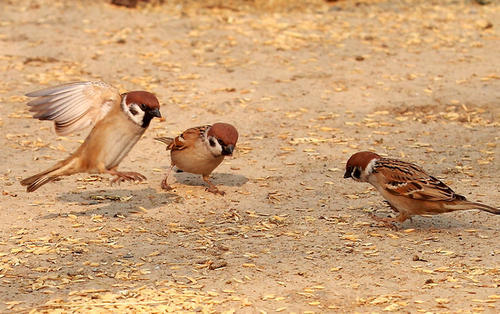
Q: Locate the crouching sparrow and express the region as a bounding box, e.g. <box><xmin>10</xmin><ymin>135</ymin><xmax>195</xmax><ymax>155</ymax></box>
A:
<box><xmin>155</xmin><ymin>123</ymin><xmax>238</xmax><ymax>195</ymax></box>
<box><xmin>21</xmin><ymin>81</ymin><xmax>162</xmax><ymax>192</ymax></box>
<box><xmin>344</xmin><ymin>151</ymin><xmax>498</xmax><ymax>226</ymax></box>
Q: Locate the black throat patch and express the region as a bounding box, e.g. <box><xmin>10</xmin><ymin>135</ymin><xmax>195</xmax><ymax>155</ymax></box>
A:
<box><xmin>141</xmin><ymin>111</ymin><xmax>155</xmax><ymax>128</ymax></box>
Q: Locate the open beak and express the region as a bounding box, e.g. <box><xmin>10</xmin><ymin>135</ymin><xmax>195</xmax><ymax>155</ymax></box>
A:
<box><xmin>150</xmin><ymin>108</ymin><xmax>162</xmax><ymax>118</ymax></box>
<box><xmin>222</xmin><ymin>144</ymin><xmax>234</xmax><ymax>156</ymax></box>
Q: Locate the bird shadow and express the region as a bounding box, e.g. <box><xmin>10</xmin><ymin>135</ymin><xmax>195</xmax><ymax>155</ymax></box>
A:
<box><xmin>172</xmin><ymin>171</ymin><xmax>248</xmax><ymax>188</ymax></box>
<box><xmin>371</xmin><ymin>212</ymin><xmax>498</xmax><ymax>231</ymax></box>
<box><xmin>41</xmin><ymin>187</ymin><xmax>177</xmax><ymax>219</ymax></box>
<box><xmin>409</xmin><ymin>214</ymin><xmax>498</xmax><ymax>231</ymax></box>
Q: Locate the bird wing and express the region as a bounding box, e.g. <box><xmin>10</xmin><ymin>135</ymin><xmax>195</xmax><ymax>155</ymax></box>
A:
<box><xmin>154</xmin><ymin>137</ymin><xmax>174</xmax><ymax>148</ymax></box>
<box><xmin>168</xmin><ymin>125</ymin><xmax>211</xmax><ymax>151</ymax></box>
<box><xmin>26</xmin><ymin>81</ymin><xmax>121</xmax><ymax>136</ymax></box>
<box><xmin>374</xmin><ymin>158</ymin><xmax>457</xmax><ymax>201</ymax></box>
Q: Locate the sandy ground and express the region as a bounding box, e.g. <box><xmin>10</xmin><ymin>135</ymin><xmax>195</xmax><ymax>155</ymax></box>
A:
<box><xmin>0</xmin><ymin>0</ymin><xmax>499</xmax><ymax>312</ymax></box>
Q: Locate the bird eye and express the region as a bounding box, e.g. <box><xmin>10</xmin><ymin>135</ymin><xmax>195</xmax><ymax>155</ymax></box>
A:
<box><xmin>209</xmin><ymin>138</ymin><xmax>216</xmax><ymax>147</ymax></box>
<box><xmin>217</xmin><ymin>139</ymin><xmax>225</xmax><ymax>146</ymax></box>
<box><xmin>353</xmin><ymin>168</ymin><xmax>361</xmax><ymax>179</ymax></box>
<box><xmin>140</xmin><ymin>104</ymin><xmax>146</xmax><ymax>110</ymax></box>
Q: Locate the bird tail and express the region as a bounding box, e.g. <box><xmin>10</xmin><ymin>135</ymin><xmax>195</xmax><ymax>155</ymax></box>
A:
<box><xmin>446</xmin><ymin>200</ymin><xmax>499</xmax><ymax>215</ymax></box>
<box><xmin>154</xmin><ymin>137</ymin><xmax>174</xmax><ymax>149</ymax></box>
<box><xmin>20</xmin><ymin>159</ymin><xmax>75</xmax><ymax>192</ymax></box>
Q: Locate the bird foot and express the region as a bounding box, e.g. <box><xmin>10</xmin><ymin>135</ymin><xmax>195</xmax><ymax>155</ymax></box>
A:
<box><xmin>369</xmin><ymin>214</ymin><xmax>399</xmax><ymax>230</ymax></box>
<box><xmin>161</xmin><ymin>178</ymin><xmax>173</xmax><ymax>191</ymax></box>
<box><xmin>202</xmin><ymin>175</ymin><xmax>225</xmax><ymax>195</ymax></box>
<box><xmin>111</xmin><ymin>171</ymin><xmax>146</xmax><ymax>184</ymax></box>
<box><xmin>206</xmin><ymin>185</ymin><xmax>225</xmax><ymax>195</ymax></box>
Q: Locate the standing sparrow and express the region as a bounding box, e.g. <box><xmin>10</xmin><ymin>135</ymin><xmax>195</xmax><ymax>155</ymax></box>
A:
<box><xmin>344</xmin><ymin>151</ymin><xmax>499</xmax><ymax>225</ymax></box>
<box><xmin>21</xmin><ymin>81</ymin><xmax>162</xmax><ymax>192</ymax></box>
<box><xmin>155</xmin><ymin>123</ymin><xmax>238</xmax><ymax>195</ymax></box>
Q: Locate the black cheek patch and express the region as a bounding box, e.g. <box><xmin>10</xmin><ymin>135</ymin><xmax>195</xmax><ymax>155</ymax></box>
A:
<box><xmin>130</xmin><ymin>107</ymin><xmax>139</xmax><ymax>115</ymax></box>
<box><xmin>353</xmin><ymin>168</ymin><xmax>361</xmax><ymax>179</ymax></box>
<box><xmin>209</xmin><ymin>139</ymin><xmax>216</xmax><ymax>147</ymax></box>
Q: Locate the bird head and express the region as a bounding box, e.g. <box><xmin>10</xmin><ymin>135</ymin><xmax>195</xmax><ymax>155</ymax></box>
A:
<box><xmin>123</xmin><ymin>91</ymin><xmax>161</xmax><ymax>128</ymax></box>
<box><xmin>207</xmin><ymin>123</ymin><xmax>239</xmax><ymax>157</ymax></box>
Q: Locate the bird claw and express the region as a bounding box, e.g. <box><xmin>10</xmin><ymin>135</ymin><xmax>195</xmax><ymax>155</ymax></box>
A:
<box><xmin>206</xmin><ymin>186</ymin><xmax>225</xmax><ymax>195</ymax></box>
<box><xmin>111</xmin><ymin>171</ymin><xmax>146</xmax><ymax>185</ymax></box>
<box><xmin>369</xmin><ymin>214</ymin><xmax>399</xmax><ymax>230</ymax></box>
<box><xmin>161</xmin><ymin>178</ymin><xmax>173</xmax><ymax>191</ymax></box>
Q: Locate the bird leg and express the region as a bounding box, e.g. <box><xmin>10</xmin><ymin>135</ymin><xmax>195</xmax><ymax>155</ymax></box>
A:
<box><xmin>107</xmin><ymin>169</ymin><xmax>146</xmax><ymax>184</ymax></box>
<box><xmin>203</xmin><ymin>175</ymin><xmax>225</xmax><ymax>195</ymax></box>
<box><xmin>370</xmin><ymin>212</ymin><xmax>409</xmax><ymax>229</ymax></box>
<box><xmin>161</xmin><ymin>165</ymin><xmax>175</xmax><ymax>191</ymax></box>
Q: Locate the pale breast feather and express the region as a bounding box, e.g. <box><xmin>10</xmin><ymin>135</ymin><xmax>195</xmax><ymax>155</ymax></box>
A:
<box><xmin>102</xmin><ymin>123</ymin><xmax>145</xmax><ymax>169</ymax></box>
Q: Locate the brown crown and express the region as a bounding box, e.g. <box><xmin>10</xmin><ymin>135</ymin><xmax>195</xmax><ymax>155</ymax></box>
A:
<box><xmin>125</xmin><ymin>91</ymin><xmax>160</xmax><ymax>109</ymax></box>
<box><xmin>346</xmin><ymin>151</ymin><xmax>381</xmax><ymax>170</ymax></box>
<box><xmin>208</xmin><ymin>123</ymin><xmax>239</xmax><ymax>146</ymax></box>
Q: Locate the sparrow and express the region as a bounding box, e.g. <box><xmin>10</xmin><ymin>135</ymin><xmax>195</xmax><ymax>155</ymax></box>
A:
<box><xmin>20</xmin><ymin>81</ymin><xmax>162</xmax><ymax>192</ymax></box>
<box><xmin>344</xmin><ymin>151</ymin><xmax>499</xmax><ymax>225</ymax></box>
<box><xmin>155</xmin><ymin>123</ymin><xmax>238</xmax><ymax>195</ymax></box>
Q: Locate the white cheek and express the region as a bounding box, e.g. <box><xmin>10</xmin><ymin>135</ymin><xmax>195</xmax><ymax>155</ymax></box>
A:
<box><xmin>132</xmin><ymin>110</ymin><xmax>145</xmax><ymax>125</ymax></box>
<box><xmin>126</xmin><ymin>104</ymin><xmax>145</xmax><ymax>126</ymax></box>
<box><xmin>207</xmin><ymin>137</ymin><xmax>223</xmax><ymax>156</ymax></box>
<box><xmin>361</xmin><ymin>159</ymin><xmax>377</xmax><ymax>181</ymax></box>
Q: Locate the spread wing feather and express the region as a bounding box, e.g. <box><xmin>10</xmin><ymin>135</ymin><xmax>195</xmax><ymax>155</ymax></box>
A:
<box><xmin>26</xmin><ymin>81</ymin><xmax>121</xmax><ymax>136</ymax></box>
<box><xmin>374</xmin><ymin>158</ymin><xmax>458</xmax><ymax>201</ymax></box>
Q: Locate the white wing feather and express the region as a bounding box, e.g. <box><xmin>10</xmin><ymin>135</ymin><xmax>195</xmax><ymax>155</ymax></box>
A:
<box><xmin>26</xmin><ymin>81</ymin><xmax>121</xmax><ymax>136</ymax></box>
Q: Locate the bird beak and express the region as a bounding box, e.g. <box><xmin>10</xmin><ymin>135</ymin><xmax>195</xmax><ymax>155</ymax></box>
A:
<box><xmin>150</xmin><ymin>108</ymin><xmax>162</xmax><ymax>118</ymax></box>
<box><xmin>222</xmin><ymin>144</ymin><xmax>234</xmax><ymax>156</ymax></box>
<box><xmin>343</xmin><ymin>167</ymin><xmax>352</xmax><ymax>179</ymax></box>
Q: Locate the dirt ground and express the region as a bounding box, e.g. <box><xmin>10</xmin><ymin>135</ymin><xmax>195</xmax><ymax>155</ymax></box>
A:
<box><xmin>0</xmin><ymin>0</ymin><xmax>499</xmax><ymax>312</ymax></box>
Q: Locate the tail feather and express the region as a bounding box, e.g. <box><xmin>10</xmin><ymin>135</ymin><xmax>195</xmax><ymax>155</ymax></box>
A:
<box><xmin>446</xmin><ymin>200</ymin><xmax>499</xmax><ymax>215</ymax></box>
<box><xmin>21</xmin><ymin>173</ymin><xmax>57</xmax><ymax>192</ymax></box>
<box><xmin>20</xmin><ymin>159</ymin><xmax>72</xmax><ymax>192</ymax></box>
<box><xmin>154</xmin><ymin>137</ymin><xmax>174</xmax><ymax>148</ymax></box>
<box><xmin>467</xmin><ymin>201</ymin><xmax>499</xmax><ymax>215</ymax></box>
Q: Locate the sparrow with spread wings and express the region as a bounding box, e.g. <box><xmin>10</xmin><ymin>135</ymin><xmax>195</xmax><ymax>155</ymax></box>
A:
<box><xmin>155</xmin><ymin>123</ymin><xmax>238</xmax><ymax>195</ymax></box>
<box><xmin>344</xmin><ymin>151</ymin><xmax>498</xmax><ymax>225</ymax></box>
<box><xmin>21</xmin><ymin>81</ymin><xmax>162</xmax><ymax>192</ymax></box>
